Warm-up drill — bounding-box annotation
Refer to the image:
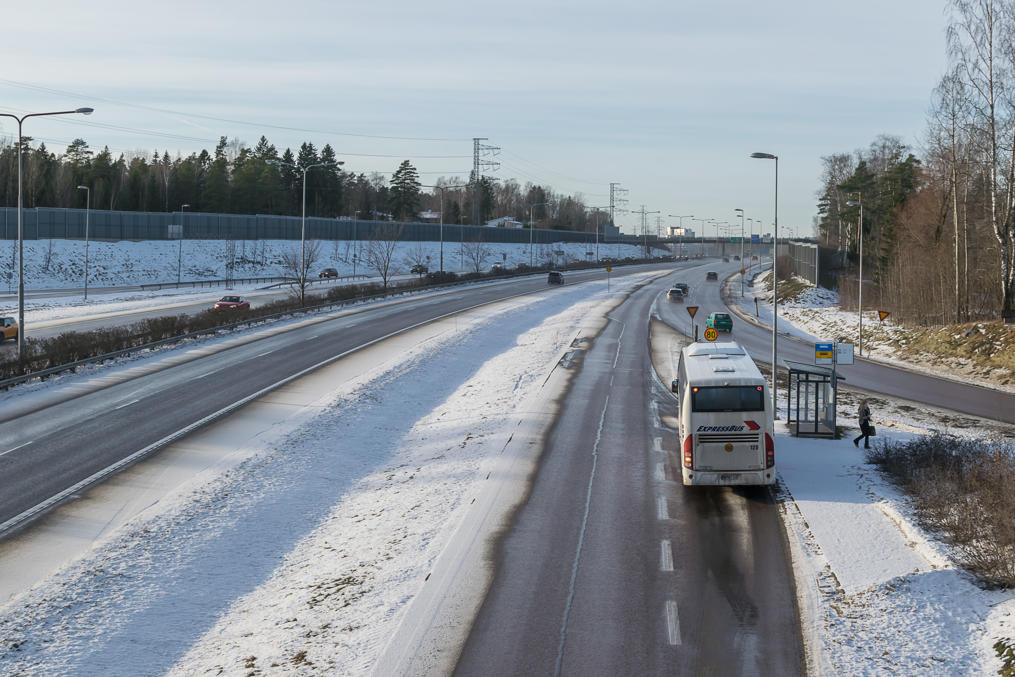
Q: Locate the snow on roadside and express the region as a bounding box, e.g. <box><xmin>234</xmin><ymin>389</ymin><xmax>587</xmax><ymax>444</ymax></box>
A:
<box><xmin>0</xmin><ymin>271</ymin><xmax>655</xmax><ymax>676</ymax></box>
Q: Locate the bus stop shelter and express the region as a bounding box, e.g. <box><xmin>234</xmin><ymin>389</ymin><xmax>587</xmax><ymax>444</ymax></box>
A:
<box><xmin>784</xmin><ymin>360</ymin><xmax>842</xmax><ymax>438</ymax></box>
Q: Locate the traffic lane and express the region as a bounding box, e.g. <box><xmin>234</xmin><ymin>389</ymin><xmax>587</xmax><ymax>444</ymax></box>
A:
<box><xmin>0</xmin><ymin>264</ymin><xmax>672</xmax><ymax>531</ymax></box>
<box><xmin>455</xmin><ymin>272</ymin><xmax>802</xmax><ymax>676</ymax></box>
<box><xmin>453</xmin><ymin>281</ymin><xmax>653</xmax><ymax>675</ymax></box>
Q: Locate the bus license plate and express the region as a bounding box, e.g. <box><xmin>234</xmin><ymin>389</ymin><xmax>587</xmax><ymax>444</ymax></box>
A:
<box><xmin>719</xmin><ymin>473</ymin><xmax>740</xmax><ymax>483</ymax></box>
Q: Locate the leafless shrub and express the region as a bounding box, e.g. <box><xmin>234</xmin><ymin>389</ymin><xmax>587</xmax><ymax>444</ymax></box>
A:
<box><xmin>866</xmin><ymin>434</ymin><xmax>1015</xmax><ymax>587</ymax></box>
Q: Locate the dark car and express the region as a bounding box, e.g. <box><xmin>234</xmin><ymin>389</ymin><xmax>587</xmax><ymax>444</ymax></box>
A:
<box><xmin>319</xmin><ymin>268</ymin><xmax>339</xmax><ymax>279</ymax></box>
<box><xmin>733</xmin><ymin>255</ymin><xmax>741</xmax><ymax>261</ymax></box>
<box><xmin>705</xmin><ymin>311</ymin><xmax>733</xmax><ymax>333</ymax></box>
<box><xmin>214</xmin><ymin>295</ymin><xmax>250</xmax><ymax>310</ymax></box>
<box><xmin>547</xmin><ymin>271</ymin><xmax>564</xmax><ymax>285</ymax></box>
<box><xmin>674</xmin><ymin>282</ymin><xmax>689</xmax><ymax>295</ymax></box>
<box><xmin>411</xmin><ymin>264</ymin><xmax>429</xmax><ymax>275</ymax></box>
<box><xmin>706</xmin><ymin>271</ymin><xmax>719</xmax><ymax>281</ymax></box>
<box><xmin>722</xmin><ymin>257</ymin><xmax>730</xmax><ymax>263</ymax></box>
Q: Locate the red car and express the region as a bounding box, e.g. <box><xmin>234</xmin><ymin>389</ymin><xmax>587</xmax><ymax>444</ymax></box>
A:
<box><xmin>214</xmin><ymin>295</ymin><xmax>250</xmax><ymax>310</ymax></box>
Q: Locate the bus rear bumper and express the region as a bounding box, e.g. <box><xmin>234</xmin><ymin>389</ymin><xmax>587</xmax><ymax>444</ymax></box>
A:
<box><xmin>683</xmin><ymin>470</ymin><xmax>775</xmax><ymax>486</ymax></box>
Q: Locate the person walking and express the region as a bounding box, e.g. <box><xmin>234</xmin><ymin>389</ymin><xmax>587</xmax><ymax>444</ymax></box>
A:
<box><xmin>853</xmin><ymin>399</ymin><xmax>873</xmax><ymax>448</ymax></box>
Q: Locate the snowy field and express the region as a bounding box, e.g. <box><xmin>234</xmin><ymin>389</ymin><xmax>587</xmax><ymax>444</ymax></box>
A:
<box><xmin>0</xmin><ymin>248</ymin><xmax>1012</xmax><ymax>675</ymax></box>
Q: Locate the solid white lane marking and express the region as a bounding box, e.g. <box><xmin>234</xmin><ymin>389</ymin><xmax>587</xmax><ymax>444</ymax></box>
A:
<box><xmin>653</xmin><ymin>436</ymin><xmax>664</xmax><ymax>453</ymax></box>
<box><xmin>0</xmin><ymin>441</ymin><xmax>31</xmax><ymax>458</ymax></box>
<box><xmin>114</xmin><ymin>398</ymin><xmax>140</xmax><ymax>410</ymax></box>
<box><xmin>657</xmin><ymin>495</ymin><xmax>669</xmax><ymax>520</ymax></box>
<box><xmin>660</xmin><ymin>540</ymin><xmax>674</xmax><ymax>572</ymax></box>
<box><xmin>666</xmin><ymin>600</ymin><xmax>682</xmax><ymax>645</ymax></box>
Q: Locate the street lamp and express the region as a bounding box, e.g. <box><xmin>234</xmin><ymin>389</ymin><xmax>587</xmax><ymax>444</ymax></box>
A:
<box><xmin>178</xmin><ymin>204</ymin><xmax>190</xmax><ymax>285</ymax></box>
<box><xmin>424</xmin><ymin>184</ymin><xmax>466</xmax><ymax>272</ymax></box>
<box><xmin>268</xmin><ymin>158</ymin><xmax>343</xmax><ymax>301</ymax></box>
<box><xmin>528</xmin><ymin>202</ymin><xmax>549</xmax><ymax>267</ymax></box>
<box><xmin>76</xmin><ymin>186</ymin><xmax>90</xmax><ymax>300</ymax></box>
<box><xmin>750</xmin><ymin>151</ymin><xmax>779</xmax><ymax>418</ymax></box>
<box><xmin>0</xmin><ymin>107</ymin><xmax>94</xmax><ymax>359</ymax></box>
<box><xmin>847</xmin><ymin>195</ymin><xmax>864</xmax><ymax>356</ymax></box>
<box><xmin>735</xmin><ymin>208</ymin><xmax>745</xmax><ymax>296</ymax></box>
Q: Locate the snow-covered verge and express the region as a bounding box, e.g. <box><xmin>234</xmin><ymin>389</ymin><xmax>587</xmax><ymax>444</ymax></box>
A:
<box><xmin>0</xmin><ymin>271</ymin><xmax>653</xmax><ymax>676</ymax></box>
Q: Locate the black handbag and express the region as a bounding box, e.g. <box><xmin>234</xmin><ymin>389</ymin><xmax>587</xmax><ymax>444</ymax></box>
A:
<box><xmin>868</xmin><ymin>425</ymin><xmax>876</xmax><ymax>436</ymax></box>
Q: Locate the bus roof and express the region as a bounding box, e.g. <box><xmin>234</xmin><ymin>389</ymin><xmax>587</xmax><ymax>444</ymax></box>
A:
<box><xmin>681</xmin><ymin>341</ymin><xmax>765</xmax><ymax>384</ymax></box>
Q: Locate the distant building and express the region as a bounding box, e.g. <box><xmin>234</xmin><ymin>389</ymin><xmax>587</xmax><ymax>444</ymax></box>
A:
<box><xmin>486</xmin><ymin>216</ymin><xmax>524</xmax><ymax>228</ymax></box>
<box><xmin>668</xmin><ymin>227</ymin><xmax>695</xmax><ymax>238</ymax></box>
<box><xmin>602</xmin><ymin>224</ymin><xmax>621</xmax><ymax>238</ymax></box>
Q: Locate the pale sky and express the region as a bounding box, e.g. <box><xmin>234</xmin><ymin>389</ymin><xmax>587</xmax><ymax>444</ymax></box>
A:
<box><xmin>2</xmin><ymin>0</ymin><xmax>950</xmax><ymax>237</ymax></box>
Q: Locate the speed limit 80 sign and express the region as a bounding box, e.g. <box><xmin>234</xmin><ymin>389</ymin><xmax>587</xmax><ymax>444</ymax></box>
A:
<box><xmin>704</xmin><ymin>327</ymin><xmax>719</xmax><ymax>342</ymax></box>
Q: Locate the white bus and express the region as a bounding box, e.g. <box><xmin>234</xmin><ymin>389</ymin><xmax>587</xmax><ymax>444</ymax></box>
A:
<box><xmin>672</xmin><ymin>341</ymin><xmax>775</xmax><ymax>486</ymax></box>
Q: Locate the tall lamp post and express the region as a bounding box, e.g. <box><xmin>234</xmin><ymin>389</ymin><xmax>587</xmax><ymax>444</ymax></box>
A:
<box><xmin>178</xmin><ymin>204</ymin><xmax>190</xmax><ymax>285</ymax></box>
<box><xmin>0</xmin><ymin>107</ymin><xmax>94</xmax><ymax>359</ymax></box>
<box><xmin>847</xmin><ymin>194</ymin><xmax>864</xmax><ymax>356</ymax></box>
<box><xmin>734</xmin><ymin>208</ymin><xmax>745</xmax><ymax>296</ymax></box>
<box><xmin>668</xmin><ymin>214</ymin><xmax>693</xmax><ymax>258</ymax></box>
<box><xmin>76</xmin><ymin>185</ymin><xmax>90</xmax><ymax>300</ymax></box>
<box><xmin>528</xmin><ymin>201</ymin><xmax>549</xmax><ymax>267</ymax></box>
<box><xmin>750</xmin><ymin>151</ymin><xmax>779</xmax><ymax>418</ymax></box>
<box><xmin>268</xmin><ymin>158</ymin><xmax>343</xmax><ymax>300</ymax></box>
<box><xmin>424</xmin><ymin>184</ymin><xmax>466</xmax><ymax>272</ymax></box>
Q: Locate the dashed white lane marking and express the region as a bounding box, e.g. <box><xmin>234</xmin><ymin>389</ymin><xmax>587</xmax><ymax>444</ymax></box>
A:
<box><xmin>114</xmin><ymin>398</ymin><xmax>140</xmax><ymax>410</ymax></box>
<box><xmin>653</xmin><ymin>436</ymin><xmax>664</xmax><ymax>453</ymax></box>
<box><xmin>665</xmin><ymin>600</ymin><xmax>682</xmax><ymax>645</ymax></box>
<box><xmin>660</xmin><ymin>540</ymin><xmax>674</xmax><ymax>572</ymax></box>
<box><xmin>654</xmin><ymin>462</ymin><xmax>665</xmax><ymax>482</ymax></box>
<box><xmin>0</xmin><ymin>441</ymin><xmax>31</xmax><ymax>457</ymax></box>
<box><xmin>656</xmin><ymin>495</ymin><xmax>669</xmax><ymax>520</ymax></box>
<box><xmin>255</xmin><ymin>350</ymin><xmax>275</xmax><ymax>357</ymax></box>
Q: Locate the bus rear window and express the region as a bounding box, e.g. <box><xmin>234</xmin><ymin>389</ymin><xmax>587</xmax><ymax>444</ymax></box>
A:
<box><xmin>691</xmin><ymin>385</ymin><xmax>764</xmax><ymax>412</ymax></box>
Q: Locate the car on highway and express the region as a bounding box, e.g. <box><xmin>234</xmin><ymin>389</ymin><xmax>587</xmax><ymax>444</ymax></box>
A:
<box><xmin>722</xmin><ymin>257</ymin><xmax>730</xmax><ymax>263</ymax></box>
<box><xmin>673</xmin><ymin>282</ymin><xmax>689</xmax><ymax>295</ymax></box>
<box><xmin>410</xmin><ymin>264</ymin><xmax>429</xmax><ymax>275</ymax></box>
<box><xmin>213</xmin><ymin>296</ymin><xmax>250</xmax><ymax>310</ymax></box>
<box><xmin>733</xmin><ymin>255</ymin><xmax>740</xmax><ymax>261</ymax></box>
<box><xmin>547</xmin><ymin>271</ymin><xmax>564</xmax><ymax>285</ymax></box>
<box><xmin>667</xmin><ymin>287</ymin><xmax>685</xmax><ymax>302</ymax></box>
<box><xmin>706</xmin><ymin>271</ymin><xmax>719</xmax><ymax>281</ymax></box>
<box><xmin>705</xmin><ymin>311</ymin><xmax>733</xmax><ymax>333</ymax></box>
<box><xmin>1</xmin><ymin>316</ymin><xmax>17</xmax><ymax>341</ymax></box>
<box><xmin>490</xmin><ymin>262</ymin><xmax>504</xmax><ymax>272</ymax></box>
<box><xmin>752</xmin><ymin>255</ymin><xmax>759</xmax><ymax>261</ymax></box>
<box><xmin>318</xmin><ymin>268</ymin><xmax>339</xmax><ymax>279</ymax></box>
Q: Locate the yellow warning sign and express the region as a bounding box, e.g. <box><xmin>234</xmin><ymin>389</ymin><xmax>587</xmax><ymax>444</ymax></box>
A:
<box><xmin>878</xmin><ymin>310</ymin><xmax>890</xmax><ymax>322</ymax></box>
<box><xmin>686</xmin><ymin>305</ymin><xmax>699</xmax><ymax>319</ymax></box>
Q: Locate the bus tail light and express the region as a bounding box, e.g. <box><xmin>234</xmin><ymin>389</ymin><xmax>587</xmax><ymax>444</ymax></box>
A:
<box><xmin>765</xmin><ymin>433</ymin><xmax>775</xmax><ymax>468</ymax></box>
<box><xmin>683</xmin><ymin>435</ymin><xmax>693</xmax><ymax>469</ymax></box>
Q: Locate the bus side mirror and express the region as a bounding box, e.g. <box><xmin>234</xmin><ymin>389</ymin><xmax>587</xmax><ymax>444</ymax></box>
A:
<box><xmin>671</xmin><ymin>379</ymin><xmax>679</xmax><ymax>393</ymax></box>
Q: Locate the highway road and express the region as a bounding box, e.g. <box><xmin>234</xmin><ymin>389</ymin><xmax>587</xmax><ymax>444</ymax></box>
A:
<box><xmin>454</xmin><ymin>271</ymin><xmax>803</xmax><ymax>676</ymax></box>
<box><xmin>0</xmin><ymin>264</ymin><xmax>667</xmax><ymax>536</ymax></box>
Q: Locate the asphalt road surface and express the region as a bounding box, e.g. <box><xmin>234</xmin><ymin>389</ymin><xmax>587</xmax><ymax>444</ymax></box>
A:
<box><xmin>0</xmin><ymin>265</ymin><xmax>667</xmax><ymax>536</ymax></box>
<box><xmin>454</xmin><ymin>271</ymin><xmax>803</xmax><ymax>676</ymax></box>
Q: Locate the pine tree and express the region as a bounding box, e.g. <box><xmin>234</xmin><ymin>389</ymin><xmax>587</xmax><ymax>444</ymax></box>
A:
<box><xmin>388</xmin><ymin>160</ymin><xmax>421</xmax><ymax>221</ymax></box>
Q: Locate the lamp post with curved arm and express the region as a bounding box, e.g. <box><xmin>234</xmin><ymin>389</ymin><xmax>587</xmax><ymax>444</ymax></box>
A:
<box><xmin>423</xmin><ymin>183</ymin><xmax>467</xmax><ymax>272</ymax></box>
<box><xmin>750</xmin><ymin>151</ymin><xmax>779</xmax><ymax>418</ymax></box>
<box><xmin>268</xmin><ymin>158</ymin><xmax>343</xmax><ymax>301</ymax></box>
<box><xmin>0</xmin><ymin>107</ymin><xmax>94</xmax><ymax>359</ymax></box>
<box><xmin>77</xmin><ymin>186</ymin><xmax>90</xmax><ymax>300</ymax></box>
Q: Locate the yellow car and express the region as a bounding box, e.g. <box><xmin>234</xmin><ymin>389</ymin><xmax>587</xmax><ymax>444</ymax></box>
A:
<box><xmin>1</xmin><ymin>316</ymin><xmax>17</xmax><ymax>341</ymax></box>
